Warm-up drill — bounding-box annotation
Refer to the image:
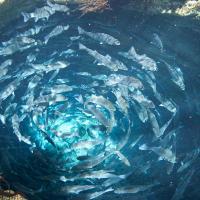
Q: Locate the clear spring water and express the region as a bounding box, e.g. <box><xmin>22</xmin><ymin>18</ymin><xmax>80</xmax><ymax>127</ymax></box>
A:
<box><xmin>0</xmin><ymin>1</ymin><xmax>200</xmax><ymax>200</ymax></box>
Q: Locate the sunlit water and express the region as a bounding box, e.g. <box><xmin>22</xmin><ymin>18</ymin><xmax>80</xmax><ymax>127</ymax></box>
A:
<box><xmin>0</xmin><ymin>2</ymin><xmax>200</xmax><ymax>200</ymax></box>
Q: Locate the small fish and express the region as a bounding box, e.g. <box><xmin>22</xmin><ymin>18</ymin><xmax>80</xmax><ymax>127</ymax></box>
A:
<box><xmin>106</xmin><ymin>74</ymin><xmax>143</xmax><ymax>90</ymax></box>
<box><xmin>119</xmin><ymin>46</ymin><xmax>157</xmax><ymax>71</ymax></box>
<box><xmin>113</xmin><ymin>89</ymin><xmax>129</xmax><ymax>115</ymax></box>
<box><xmin>76</xmin><ymin>170</ymin><xmax>117</xmax><ymax>180</ymax></box>
<box><xmin>114</xmin><ymin>182</ymin><xmax>158</xmax><ymax>194</ymax></box>
<box><xmin>151</xmin><ymin>33</ymin><xmax>164</xmax><ymax>53</ymax></box>
<box><xmin>47</xmin><ymin>0</ymin><xmax>69</xmax><ymax>13</ymax></box>
<box><xmin>147</xmin><ymin>110</ymin><xmax>160</xmax><ymax>138</ymax></box>
<box><xmin>59</xmin><ymin>185</ymin><xmax>95</xmax><ymax>195</ymax></box>
<box><xmin>87</xmin><ymin>187</ymin><xmax>114</xmax><ymax>200</ymax></box>
<box><xmin>11</xmin><ymin>114</ymin><xmax>31</xmax><ymax>145</ymax></box>
<box><xmin>72</xmin><ymin>140</ymin><xmax>102</xmax><ymax>150</ymax></box>
<box><xmin>131</xmin><ymin>90</ymin><xmax>155</xmax><ymax>108</ymax></box>
<box><xmin>34</xmin><ymin>94</ymin><xmax>68</xmax><ymax>106</ymax></box>
<box><xmin>92</xmin><ymin>74</ymin><xmax>107</xmax><ymax>81</ymax></box>
<box><xmin>44</xmin><ymin>25</ymin><xmax>69</xmax><ymax>44</ymax></box>
<box><xmin>0</xmin><ymin>59</ymin><xmax>12</xmax><ymax>69</ymax></box>
<box><xmin>85</xmin><ymin>94</ymin><xmax>116</xmax><ymax>112</ymax></box>
<box><xmin>76</xmin><ymin>72</ymin><xmax>92</xmax><ymax>76</ymax></box>
<box><xmin>32</xmin><ymin>61</ymin><xmax>69</xmax><ymax>73</ymax></box>
<box><xmin>86</xmin><ymin>104</ymin><xmax>110</xmax><ymax>128</ymax></box>
<box><xmin>102</xmin><ymin>172</ymin><xmax>131</xmax><ymax>187</ymax></box>
<box><xmin>20</xmin><ymin>25</ymin><xmax>43</xmax><ymax>37</ymax></box>
<box><xmin>139</xmin><ymin>144</ymin><xmax>176</xmax><ymax>163</ymax></box>
<box><xmin>46</xmin><ymin>84</ymin><xmax>73</xmax><ymax>94</ymax></box>
<box><xmin>22</xmin><ymin>6</ymin><xmax>53</xmax><ymax>23</ymax></box>
<box><xmin>78</xmin><ymin>26</ymin><xmax>120</xmax><ymax>45</ymax></box>
<box><xmin>79</xmin><ymin>43</ymin><xmax>127</xmax><ymax>71</ymax></box>
<box><xmin>72</xmin><ymin>151</ymin><xmax>112</xmax><ymax>170</ymax></box>
<box><xmin>162</xmin><ymin>61</ymin><xmax>185</xmax><ymax>91</ymax></box>
<box><xmin>155</xmin><ymin>92</ymin><xmax>177</xmax><ymax>113</ymax></box>
<box><xmin>0</xmin><ymin>79</ymin><xmax>20</xmax><ymax>103</ymax></box>
<box><xmin>115</xmin><ymin>150</ymin><xmax>131</xmax><ymax>167</ymax></box>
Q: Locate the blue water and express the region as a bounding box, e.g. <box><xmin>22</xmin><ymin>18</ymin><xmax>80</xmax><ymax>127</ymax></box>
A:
<box><xmin>0</xmin><ymin>2</ymin><xmax>200</xmax><ymax>200</ymax></box>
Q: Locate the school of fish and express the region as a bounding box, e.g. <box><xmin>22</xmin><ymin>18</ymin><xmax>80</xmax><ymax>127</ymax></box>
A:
<box><xmin>0</xmin><ymin>1</ymin><xmax>198</xmax><ymax>200</ymax></box>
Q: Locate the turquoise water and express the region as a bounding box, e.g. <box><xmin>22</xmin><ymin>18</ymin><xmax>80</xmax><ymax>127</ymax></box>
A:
<box><xmin>0</xmin><ymin>1</ymin><xmax>200</xmax><ymax>200</ymax></box>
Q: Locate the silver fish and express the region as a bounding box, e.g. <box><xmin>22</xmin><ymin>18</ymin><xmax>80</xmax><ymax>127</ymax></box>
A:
<box><xmin>59</xmin><ymin>185</ymin><xmax>95</xmax><ymax>195</ymax></box>
<box><xmin>11</xmin><ymin>114</ymin><xmax>31</xmax><ymax>145</ymax></box>
<box><xmin>0</xmin><ymin>79</ymin><xmax>20</xmax><ymax>103</ymax></box>
<box><xmin>46</xmin><ymin>84</ymin><xmax>73</xmax><ymax>94</ymax></box>
<box><xmin>163</xmin><ymin>61</ymin><xmax>185</xmax><ymax>90</ymax></box>
<box><xmin>34</xmin><ymin>94</ymin><xmax>68</xmax><ymax>106</ymax></box>
<box><xmin>102</xmin><ymin>172</ymin><xmax>131</xmax><ymax>187</ymax></box>
<box><xmin>72</xmin><ymin>151</ymin><xmax>112</xmax><ymax>170</ymax></box>
<box><xmin>119</xmin><ymin>46</ymin><xmax>157</xmax><ymax>71</ymax></box>
<box><xmin>131</xmin><ymin>90</ymin><xmax>155</xmax><ymax>108</ymax></box>
<box><xmin>72</xmin><ymin>139</ymin><xmax>103</xmax><ymax>150</ymax></box>
<box><xmin>20</xmin><ymin>25</ymin><xmax>43</xmax><ymax>37</ymax></box>
<box><xmin>31</xmin><ymin>61</ymin><xmax>69</xmax><ymax>73</ymax></box>
<box><xmin>75</xmin><ymin>170</ymin><xmax>117</xmax><ymax>180</ymax></box>
<box><xmin>106</xmin><ymin>74</ymin><xmax>143</xmax><ymax>90</ymax></box>
<box><xmin>87</xmin><ymin>187</ymin><xmax>114</xmax><ymax>200</ymax></box>
<box><xmin>79</xmin><ymin>43</ymin><xmax>127</xmax><ymax>71</ymax></box>
<box><xmin>152</xmin><ymin>33</ymin><xmax>164</xmax><ymax>52</ymax></box>
<box><xmin>78</xmin><ymin>26</ymin><xmax>120</xmax><ymax>45</ymax></box>
<box><xmin>85</xmin><ymin>94</ymin><xmax>116</xmax><ymax>112</ymax></box>
<box><xmin>0</xmin><ymin>59</ymin><xmax>12</xmax><ymax>69</ymax></box>
<box><xmin>139</xmin><ymin>144</ymin><xmax>176</xmax><ymax>163</ymax></box>
<box><xmin>113</xmin><ymin>90</ymin><xmax>129</xmax><ymax>115</ymax></box>
<box><xmin>114</xmin><ymin>182</ymin><xmax>158</xmax><ymax>194</ymax></box>
<box><xmin>147</xmin><ymin>110</ymin><xmax>160</xmax><ymax>138</ymax></box>
<box><xmin>86</xmin><ymin>104</ymin><xmax>110</xmax><ymax>128</ymax></box>
<box><xmin>22</xmin><ymin>6</ymin><xmax>54</xmax><ymax>23</ymax></box>
<box><xmin>47</xmin><ymin>0</ymin><xmax>69</xmax><ymax>13</ymax></box>
<box><xmin>44</xmin><ymin>25</ymin><xmax>69</xmax><ymax>44</ymax></box>
<box><xmin>115</xmin><ymin>150</ymin><xmax>131</xmax><ymax>167</ymax></box>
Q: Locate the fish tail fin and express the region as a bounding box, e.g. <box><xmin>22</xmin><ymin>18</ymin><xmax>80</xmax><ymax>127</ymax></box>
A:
<box><xmin>64</xmin><ymin>25</ymin><xmax>70</xmax><ymax>31</ymax></box>
<box><xmin>44</xmin><ymin>38</ymin><xmax>48</xmax><ymax>45</ymax></box>
<box><xmin>129</xmin><ymin>46</ymin><xmax>137</xmax><ymax>56</ymax></box>
<box><xmin>21</xmin><ymin>12</ymin><xmax>29</xmax><ymax>22</ymax></box>
<box><xmin>44</xmin><ymin>35</ymin><xmax>50</xmax><ymax>44</ymax></box>
<box><xmin>79</xmin><ymin>43</ymin><xmax>86</xmax><ymax>50</ymax></box>
<box><xmin>139</xmin><ymin>144</ymin><xmax>148</xmax><ymax>150</ymax></box>
<box><xmin>78</xmin><ymin>26</ymin><xmax>84</xmax><ymax>35</ymax></box>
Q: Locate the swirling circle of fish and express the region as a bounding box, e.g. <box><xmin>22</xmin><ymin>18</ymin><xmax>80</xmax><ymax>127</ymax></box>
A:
<box><xmin>0</xmin><ymin>1</ymin><xmax>195</xmax><ymax>200</ymax></box>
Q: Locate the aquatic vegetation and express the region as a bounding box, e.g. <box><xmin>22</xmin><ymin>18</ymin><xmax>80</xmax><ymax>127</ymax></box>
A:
<box><xmin>0</xmin><ymin>0</ymin><xmax>200</xmax><ymax>200</ymax></box>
